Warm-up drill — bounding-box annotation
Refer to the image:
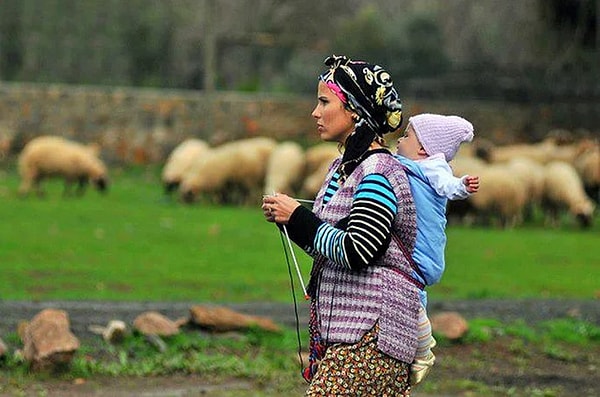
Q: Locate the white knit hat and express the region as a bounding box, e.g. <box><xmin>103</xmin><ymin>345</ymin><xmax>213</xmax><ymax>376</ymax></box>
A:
<box><xmin>409</xmin><ymin>113</ymin><xmax>474</xmax><ymax>161</ymax></box>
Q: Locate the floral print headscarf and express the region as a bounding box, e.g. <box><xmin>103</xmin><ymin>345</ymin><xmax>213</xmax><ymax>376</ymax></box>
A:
<box><xmin>318</xmin><ymin>55</ymin><xmax>403</xmax><ymax>179</ymax></box>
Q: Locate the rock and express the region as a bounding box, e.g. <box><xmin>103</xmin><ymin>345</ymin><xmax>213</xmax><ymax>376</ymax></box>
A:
<box><xmin>431</xmin><ymin>311</ymin><xmax>469</xmax><ymax>340</ymax></box>
<box><xmin>22</xmin><ymin>309</ymin><xmax>80</xmax><ymax>370</ymax></box>
<box><xmin>103</xmin><ymin>320</ymin><xmax>128</xmax><ymax>343</ymax></box>
<box><xmin>88</xmin><ymin>324</ymin><xmax>106</xmax><ymax>335</ymax></box>
<box><xmin>0</xmin><ymin>337</ymin><xmax>7</xmax><ymax>358</ymax></box>
<box><xmin>189</xmin><ymin>305</ymin><xmax>281</xmax><ymax>333</ymax></box>
<box><xmin>17</xmin><ymin>321</ymin><xmax>28</xmax><ymax>341</ymax></box>
<box><xmin>88</xmin><ymin>320</ymin><xmax>127</xmax><ymax>343</ymax></box>
<box><xmin>145</xmin><ymin>334</ymin><xmax>167</xmax><ymax>352</ymax></box>
<box><xmin>174</xmin><ymin>317</ymin><xmax>189</xmax><ymax>328</ymax></box>
<box><xmin>133</xmin><ymin>311</ymin><xmax>179</xmax><ymax>336</ymax></box>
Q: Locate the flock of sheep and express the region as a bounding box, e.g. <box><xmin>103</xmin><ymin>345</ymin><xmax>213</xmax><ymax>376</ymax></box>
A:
<box><xmin>161</xmin><ymin>136</ymin><xmax>339</xmax><ymax>204</ymax></box>
<box><xmin>15</xmin><ymin>135</ymin><xmax>340</xmax><ymax>204</ymax></box>
<box><xmin>15</xmin><ymin>133</ymin><xmax>599</xmax><ymax>229</ymax></box>
<box><xmin>450</xmin><ymin>134</ymin><xmax>599</xmax><ymax>228</ymax></box>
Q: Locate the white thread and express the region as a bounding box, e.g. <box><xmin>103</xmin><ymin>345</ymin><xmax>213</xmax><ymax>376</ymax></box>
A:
<box><xmin>282</xmin><ymin>224</ymin><xmax>308</xmax><ymax>298</ymax></box>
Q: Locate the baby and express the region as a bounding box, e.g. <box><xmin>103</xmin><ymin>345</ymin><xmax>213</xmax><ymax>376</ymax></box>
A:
<box><xmin>395</xmin><ymin>113</ymin><xmax>479</xmax><ymax>386</ymax></box>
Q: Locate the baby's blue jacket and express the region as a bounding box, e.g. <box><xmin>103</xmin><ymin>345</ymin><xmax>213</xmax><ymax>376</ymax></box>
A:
<box><xmin>394</xmin><ymin>155</ymin><xmax>447</xmax><ymax>307</ymax></box>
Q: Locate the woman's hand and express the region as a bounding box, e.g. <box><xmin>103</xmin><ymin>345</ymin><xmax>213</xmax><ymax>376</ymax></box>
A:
<box><xmin>262</xmin><ymin>193</ymin><xmax>301</xmax><ymax>224</ymax></box>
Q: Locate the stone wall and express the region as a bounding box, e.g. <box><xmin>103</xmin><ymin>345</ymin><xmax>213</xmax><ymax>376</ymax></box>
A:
<box><xmin>0</xmin><ymin>82</ymin><xmax>596</xmax><ymax>165</ymax></box>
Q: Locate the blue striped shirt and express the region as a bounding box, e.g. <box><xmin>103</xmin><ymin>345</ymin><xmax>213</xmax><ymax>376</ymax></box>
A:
<box><xmin>314</xmin><ymin>172</ymin><xmax>397</xmax><ymax>270</ymax></box>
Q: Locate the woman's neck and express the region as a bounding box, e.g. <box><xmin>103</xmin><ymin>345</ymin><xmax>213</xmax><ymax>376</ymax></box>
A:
<box><xmin>369</xmin><ymin>142</ymin><xmax>383</xmax><ymax>150</ymax></box>
<box><xmin>369</xmin><ymin>139</ymin><xmax>388</xmax><ymax>151</ymax></box>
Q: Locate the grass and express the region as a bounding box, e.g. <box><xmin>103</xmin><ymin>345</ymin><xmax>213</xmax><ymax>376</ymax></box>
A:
<box><xmin>0</xmin><ymin>326</ymin><xmax>310</xmax><ymax>395</ymax></box>
<box><xmin>0</xmin><ymin>163</ymin><xmax>598</xmax><ymax>395</ymax></box>
<box><xmin>438</xmin><ymin>225</ymin><xmax>600</xmax><ymax>300</ymax></box>
<box><xmin>0</xmin><ymin>164</ymin><xmax>599</xmax><ymax>302</ymax></box>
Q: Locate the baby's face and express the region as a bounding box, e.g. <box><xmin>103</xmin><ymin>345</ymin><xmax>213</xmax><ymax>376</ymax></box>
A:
<box><xmin>396</xmin><ymin>124</ymin><xmax>424</xmax><ymax>160</ymax></box>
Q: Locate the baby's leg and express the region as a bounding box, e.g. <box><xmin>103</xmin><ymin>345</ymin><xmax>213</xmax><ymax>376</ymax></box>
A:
<box><xmin>410</xmin><ymin>305</ymin><xmax>436</xmax><ymax>386</ymax></box>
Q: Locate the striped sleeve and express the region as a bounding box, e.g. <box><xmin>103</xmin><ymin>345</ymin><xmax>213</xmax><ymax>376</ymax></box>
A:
<box><xmin>314</xmin><ymin>173</ymin><xmax>397</xmax><ymax>270</ymax></box>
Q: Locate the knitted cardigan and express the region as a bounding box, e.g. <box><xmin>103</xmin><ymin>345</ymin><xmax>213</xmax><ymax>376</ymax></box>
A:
<box><xmin>311</xmin><ymin>151</ymin><xmax>420</xmax><ymax>363</ymax></box>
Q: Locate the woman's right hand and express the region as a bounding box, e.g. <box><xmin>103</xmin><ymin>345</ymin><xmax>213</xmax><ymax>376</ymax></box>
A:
<box><xmin>262</xmin><ymin>193</ymin><xmax>301</xmax><ymax>224</ymax></box>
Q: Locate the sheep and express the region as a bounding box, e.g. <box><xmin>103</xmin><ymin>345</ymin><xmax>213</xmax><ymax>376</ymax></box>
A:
<box><xmin>18</xmin><ymin>135</ymin><xmax>109</xmax><ymax>197</ymax></box>
<box><xmin>445</xmin><ymin>155</ymin><xmax>487</xmax><ymax>225</ymax></box>
<box><xmin>462</xmin><ymin>163</ymin><xmax>528</xmax><ymax>228</ymax></box>
<box><xmin>263</xmin><ymin>141</ymin><xmax>306</xmax><ymax>196</ymax></box>
<box><xmin>179</xmin><ymin>137</ymin><xmax>277</xmax><ymax>204</ymax></box>
<box><xmin>505</xmin><ymin>157</ymin><xmax>546</xmax><ymax>222</ymax></box>
<box><xmin>300</xmin><ymin>143</ymin><xmax>340</xmax><ymax>199</ymax></box>
<box><xmin>161</xmin><ymin>138</ymin><xmax>210</xmax><ymax>194</ymax></box>
<box><xmin>482</xmin><ymin>136</ymin><xmax>593</xmax><ymax>165</ymax></box>
<box><xmin>303</xmin><ymin>143</ymin><xmax>340</xmax><ymax>176</ymax></box>
<box><xmin>573</xmin><ymin>143</ymin><xmax>600</xmax><ymax>203</ymax></box>
<box><xmin>301</xmin><ymin>161</ymin><xmax>333</xmax><ymax>200</ymax></box>
<box><xmin>541</xmin><ymin>161</ymin><xmax>596</xmax><ymax>228</ymax></box>
<box><xmin>479</xmin><ymin>140</ymin><xmax>546</xmax><ymax>164</ymax></box>
<box><xmin>450</xmin><ymin>155</ymin><xmax>487</xmax><ymax>176</ymax></box>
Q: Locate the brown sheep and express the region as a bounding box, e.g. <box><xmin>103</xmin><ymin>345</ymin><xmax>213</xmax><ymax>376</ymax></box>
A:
<box><xmin>18</xmin><ymin>136</ymin><xmax>109</xmax><ymax>197</ymax></box>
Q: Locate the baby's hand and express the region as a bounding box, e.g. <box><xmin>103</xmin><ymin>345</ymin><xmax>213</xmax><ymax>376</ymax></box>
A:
<box><xmin>464</xmin><ymin>175</ymin><xmax>480</xmax><ymax>193</ymax></box>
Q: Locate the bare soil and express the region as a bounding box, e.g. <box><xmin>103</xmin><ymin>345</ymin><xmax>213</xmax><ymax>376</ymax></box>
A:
<box><xmin>1</xmin><ymin>299</ymin><xmax>598</xmax><ymax>397</ymax></box>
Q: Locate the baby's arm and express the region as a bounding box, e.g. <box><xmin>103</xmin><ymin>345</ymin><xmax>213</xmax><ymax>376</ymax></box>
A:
<box><xmin>422</xmin><ymin>158</ymin><xmax>472</xmax><ymax>200</ymax></box>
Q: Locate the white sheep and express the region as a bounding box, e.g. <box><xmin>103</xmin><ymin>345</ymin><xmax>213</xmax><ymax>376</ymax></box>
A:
<box><xmin>573</xmin><ymin>143</ymin><xmax>600</xmax><ymax>204</ymax></box>
<box><xmin>484</xmin><ymin>136</ymin><xmax>593</xmax><ymax>165</ymax></box>
<box><xmin>505</xmin><ymin>156</ymin><xmax>546</xmax><ymax>221</ymax></box>
<box><xmin>301</xmin><ymin>161</ymin><xmax>333</xmax><ymax>200</ymax></box>
<box><xmin>303</xmin><ymin>143</ymin><xmax>340</xmax><ymax>176</ymax></box>
<box><xmin>450</xmin><ymin>155</ymin><xmax>487</xmax><ymax>176</ymax></box>
<box><xmin>541</xmin><ymin>161</ymin><xmax>596</xmax><ymax>228</ymax></box>
<box><xmin>300</xmin><ymin>143</ymin><xmax>340</xmax><ymax>199</ymax></box>
<box><xmin>18</xmin><ymin>135</ymin><xmax>109</xmax><ymax>197</ymax></box>
<box><xmin>179</xmin><ymin>136</ymin><xmax>277</xmax><ymax>204</ymax></box>
<box><xmin>161</xmin><ymin>138</ymin><xmax>210</xmax><ymax>194</ymax></box>
<box><xmin>263</xmin><ymin>141</ymin><xmax>306</xmax><ymax>196</ymax></box>
<box><xmin>486</xmin><ymin>138</ymin><xmax>560</xmax><ymax>164</ymax></box>
<box><xmin>464</xmin><ymin>163</ymin><xmax>528</xmax><ymax>228</ymax></box>
<box><xmin>445</xmin><ymin>155</ymin><xmax>487</xmax><ymax>224</ymax></box>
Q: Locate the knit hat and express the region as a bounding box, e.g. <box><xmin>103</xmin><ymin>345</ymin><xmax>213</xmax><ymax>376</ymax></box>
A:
<box><xmin>409</xmin><ymin>113</ymin><xmax>474</xmax><ymax>161</ymax></box>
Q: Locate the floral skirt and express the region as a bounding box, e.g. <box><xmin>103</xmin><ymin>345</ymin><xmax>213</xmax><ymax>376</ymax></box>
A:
<box><xmin>305</xmin><ymin>326</ymin><xmax>411</xmax><ymax>396</ymax></box>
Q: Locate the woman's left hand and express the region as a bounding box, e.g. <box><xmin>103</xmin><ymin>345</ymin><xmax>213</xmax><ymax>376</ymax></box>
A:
<box><xmin>262</xmin><ymin>193</ymin><xmax>301</xmax><ymax>224</ymax></box>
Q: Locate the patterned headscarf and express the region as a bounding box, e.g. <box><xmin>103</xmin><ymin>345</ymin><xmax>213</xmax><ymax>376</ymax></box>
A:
<box><xmin>319</xmin><ymin>55</ymin><xmax>403</xmax><ymax>179</ymax></box>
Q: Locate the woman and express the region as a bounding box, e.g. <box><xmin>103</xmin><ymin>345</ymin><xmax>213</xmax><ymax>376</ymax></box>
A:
<box><xmin>262</xmin><ymin>55</ymin><xmax>420</xmax><ymax>395</ymax></box>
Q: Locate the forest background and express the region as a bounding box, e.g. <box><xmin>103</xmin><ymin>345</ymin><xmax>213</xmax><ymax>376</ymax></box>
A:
<box><xmin>0</xmin><ymin>0</ymin><xmax>598</xmax><ymax>146</ymax></box>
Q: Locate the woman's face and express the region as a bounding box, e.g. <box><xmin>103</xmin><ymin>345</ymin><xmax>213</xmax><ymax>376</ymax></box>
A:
<box><xmin>311</xmin><ymin>81</ymin><xmax>355</xmax><ymax>144</ymax></box>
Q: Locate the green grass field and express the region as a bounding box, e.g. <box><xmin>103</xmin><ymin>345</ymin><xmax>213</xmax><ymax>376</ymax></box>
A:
<box><xmin>1</xmin><ymin>165</ymin><xmax>598</xmax><ymax>303</ymax></box>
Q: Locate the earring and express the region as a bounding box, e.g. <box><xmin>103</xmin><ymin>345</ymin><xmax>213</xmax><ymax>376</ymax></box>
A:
<box><xmin>352</xmin><ymin>113</ymin><xmax>360</xmax><ymax>122</ymax></box>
